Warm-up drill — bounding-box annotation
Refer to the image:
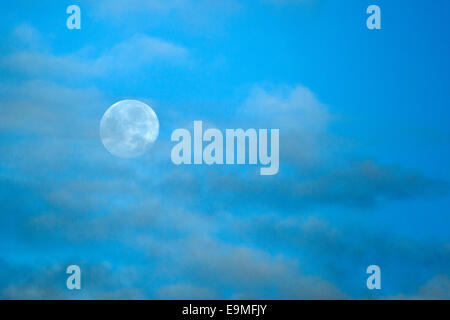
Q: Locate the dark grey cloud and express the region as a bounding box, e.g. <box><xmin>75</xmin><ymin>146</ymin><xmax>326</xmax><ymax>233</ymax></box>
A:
<box><xmin>156</xmin><ymin>236</ymin><xmax>347</xmax><ymax>299</ymax></box>
<box><xmin>228</xmin><ymin>213</ymin><xmax>450</xmax><ymax>298</ymax></box>
<box><xmin>405</xmin><ymin>275</ymin><xmax>450</xmax><ymax>299</ymax></box>
<box><xmin>203</xmin><ymin>159</ymin><xmax>447</xmax><ymax>211</ymax></box>
<box><xmin>0</xmin><ymin>260</ymin><xmax>147</xmax><ymax>300</ymax></box>
<box><xmin>195</xmin><ymin>85</ymin><xmax>448</xmax><ymax>210</ymax></box>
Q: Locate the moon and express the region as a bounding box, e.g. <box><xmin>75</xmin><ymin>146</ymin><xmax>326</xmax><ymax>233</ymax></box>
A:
<box><xmin>100</xmin><ymin>100</ymin><xmax>159</xmax><ymax>158</ymax></box>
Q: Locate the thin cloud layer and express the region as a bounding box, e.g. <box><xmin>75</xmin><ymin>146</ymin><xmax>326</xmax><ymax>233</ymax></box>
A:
<box><xmin>1</xmin><ymin>26</ymin><xmax>189</xmax><ymax>79</ymax></box>
<box><xmin>89</xmin><ymin>0</ymin><xmax>242</xmax><ymax>31</ymax></box>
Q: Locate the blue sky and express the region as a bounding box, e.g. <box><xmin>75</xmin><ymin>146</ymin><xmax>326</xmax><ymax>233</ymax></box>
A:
<box><xmin>0</xmin><ymin>0</ymin><xmax>449</xmax><ymax>299</ymax></box>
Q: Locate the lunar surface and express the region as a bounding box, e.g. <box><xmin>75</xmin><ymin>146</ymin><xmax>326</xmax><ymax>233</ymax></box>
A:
<box><xmin>100</xmin><ymin>100</ymin><xmax>159</xmax><ymax>158</ymax></box>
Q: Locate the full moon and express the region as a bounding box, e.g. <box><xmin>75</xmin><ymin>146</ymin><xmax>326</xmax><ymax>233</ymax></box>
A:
<box><xmin>100</xmin><ymin>100</ymin><xmax>159</xmax><ymax>158</ymax></box>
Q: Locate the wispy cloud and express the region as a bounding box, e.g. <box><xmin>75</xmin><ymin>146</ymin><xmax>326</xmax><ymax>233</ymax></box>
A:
<box><xmin>1</xmin><ymin>26</ymin><xmax>190</xmax><ymax>79</ymax></box>
<box><xmin>388</xmin><ymin>275</ymin><xmax>450</xmax><ymax>300</ymax></box>
<box><xmin>0</xmin><ymin>260</ymin><xmax>147</xmax><ymax>299</ymax></box>
<box><xmin>197</xmin><ymin>85</ymin><xmax>447</xmax><ymax>210</ymax></box>
<box><xmin>0</xmin><ymin>80</ymin><xmax>105</xmax><ymax>137</ymax></box>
